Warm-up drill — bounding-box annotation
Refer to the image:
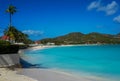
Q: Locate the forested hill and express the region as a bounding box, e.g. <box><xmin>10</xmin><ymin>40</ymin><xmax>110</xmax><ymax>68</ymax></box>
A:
<box><xmin>39</xmin><ymin>32</ymin><xmax>120</xmax><ymax>45</ymax></box>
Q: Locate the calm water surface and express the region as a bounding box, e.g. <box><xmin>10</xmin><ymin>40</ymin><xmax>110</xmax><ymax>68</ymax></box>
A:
<box><xmin>22</xmin><ymin>45</ymin><xmax>120</xmax><ymax>81</ymax></box>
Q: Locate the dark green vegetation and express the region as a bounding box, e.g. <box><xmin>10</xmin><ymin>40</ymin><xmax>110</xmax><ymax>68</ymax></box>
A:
<box><xmin>0</xmin><ymin>40</ymin><xmax>29</xmax><ymax>54</ymax></box>
<box><xmin>0</xmin><ymin>45</ymin><xmax>19</xmax><ymax>54</ymax></box>
<box><xmin>0</xmin><ymin>40</ymin><xmax>30</xmax><ymax>54</ymax></box>
<box><xmin>0</xmin><ymin>40</ymin><xmax>11</xmax><ymax>45</ymax></box>
<box><xmin>40</xmin><ymin>32</ymin><xmax>120</xmax><ymax>45</ymax></box>
<box><xmin>4</xmin><ymin>26</ymin><xmax>33</xmax><ymax>44</ymax></box>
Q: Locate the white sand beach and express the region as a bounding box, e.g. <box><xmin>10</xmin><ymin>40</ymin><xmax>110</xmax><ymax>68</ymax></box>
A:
<box><xmin>0</xmin><ymin>68</ymin><xmax>37</xmax><ymax>81</ymax></box>
<box><xmin>26</xmin><ymin>45</ymin><xmax>56</xmax><ymax>51</ymax></box>
<box><xmin>18</xmin><ymin>68</ymin><xmax>110</xmax><ymax>81</ymax></box>
<box><xmin>0</xmin><ymin>68</ymin><xmax>109</xmax><ymax>81</ymax></box>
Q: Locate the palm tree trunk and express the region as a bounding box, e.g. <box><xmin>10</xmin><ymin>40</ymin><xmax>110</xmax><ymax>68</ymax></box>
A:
<box><xmin>10</xmin><ymin>13</ymin><xmax>12</xmax><ymax>26</ymax></box>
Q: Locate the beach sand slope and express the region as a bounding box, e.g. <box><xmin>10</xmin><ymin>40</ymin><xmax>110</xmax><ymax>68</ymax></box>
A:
<box><xmin>19</xmin><ymin>69</ymin><xmax>109</xmax><ymax>81</ymax></box>
<box><xmin>0</xmin><ymin>68</ymin><xmax>37</xmax><ymax>81</ymax></box>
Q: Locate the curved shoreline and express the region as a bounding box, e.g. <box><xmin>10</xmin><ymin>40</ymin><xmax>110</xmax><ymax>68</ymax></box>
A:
<box><xmin>18</xmin><ymin>68</ymin><xmax>111</xmax><ymax>81</ymax></box>
<box><xmin>18</xmin><ymin>45</ymin><xmax>119</xmax><ymax>81</ymax></box>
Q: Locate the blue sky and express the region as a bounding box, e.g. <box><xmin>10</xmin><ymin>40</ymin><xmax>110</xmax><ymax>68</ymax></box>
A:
<box><xmin>0</xmin><ymin>0</ymin><xmax>120</xmax><ymax>40</ymax></box>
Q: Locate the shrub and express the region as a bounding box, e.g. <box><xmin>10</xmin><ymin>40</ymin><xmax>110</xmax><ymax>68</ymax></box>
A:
<box><xmin>0</xmin><ymin>40</ymin><xmax>11</xmax><ymax>45</ymax></box>
<box><xmin>0</xmin><ymin>45</ymin><xmax>19</xmax><ymax>54</ymax></box>
<box><xmin>19</xmin><ymin>45</ymin><xmax>29</xmax><ymax>49</ymax></box>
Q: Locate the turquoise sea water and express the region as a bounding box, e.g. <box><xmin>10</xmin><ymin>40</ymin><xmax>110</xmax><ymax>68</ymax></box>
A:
<box><xmin>23</xmin><ymin>45</ymin><xmax>120</xmax><ymax>80</ymax></box>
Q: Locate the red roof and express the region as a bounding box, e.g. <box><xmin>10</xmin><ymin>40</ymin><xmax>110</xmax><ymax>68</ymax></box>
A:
<box><xmin>1</xmin><ymin>35</ymin><xmax>10</xmax><ymax>40</ymax></box>
<box><xmin>35</xmin><ymin>41</ymin><xmax>41</xmax><ymax>44</ymax></box>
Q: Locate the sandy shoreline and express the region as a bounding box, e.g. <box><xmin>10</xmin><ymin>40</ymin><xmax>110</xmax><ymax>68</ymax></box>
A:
<box><xmin>0</xmin><ymin>68</ymin><xmax>110</xmax><ymax>81</ymax></box>
<box><xmin>18</xmin><ymin>68</ymin><xmax>111</xmax><ymax>81</ymax></box>
<box><xmin>19</xmin><ymin>44</ymin><xmax>102</xmax><ymax>53</ymax></box>
<box><xmin>0</xmin><ymin>68</ymin><xmax>37</xmax><ymax>81</ymax></box>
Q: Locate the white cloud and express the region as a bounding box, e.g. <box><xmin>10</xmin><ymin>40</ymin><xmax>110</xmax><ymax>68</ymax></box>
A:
<box><xmin>98</xmin><ymin>1</ymin><xmax>118</xmax><ymax>15</ymax></box>
<box><xmin>113</xmin><ymin>15</ymin><xmax>120</xmax><ymax>23</ymax></box>
<box><xmin>22</xmin><ymin>30</ymin><xmax>44</xmax><ymax>36</ymax></box>
<box><xmin>87</xmin><ymin>1</ymin><xmax>100</xmax><ymax>10</ymax></box>
<box><xmin>87</xmin><ymin>1</ymin><xmax>119</xmax><ymax>15</ymax></box>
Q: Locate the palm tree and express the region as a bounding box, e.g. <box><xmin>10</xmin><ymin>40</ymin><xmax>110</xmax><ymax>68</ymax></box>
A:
<box><xmin>6</xmin><ymin>5</ymin><xmax>16</xmax><ymax>26</ymax></box>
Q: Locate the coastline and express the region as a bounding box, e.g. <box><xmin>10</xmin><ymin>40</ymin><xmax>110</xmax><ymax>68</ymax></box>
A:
<box><xmin>0</xmin><ymin>45</ymin><xmax>119</xmax><ymax>81</ymax></box>
<box><xmin>0</xmin><ymin>68</ymin><xmax>110</xmax><ymax>81</ymax></box>
<box><xmin>18</xmin><ymin>68</ymin><xmax>111</xmax><ymax>81</ymax></box>
<box><xmin>0</xmin><ymin>67</ymin><xmax>115</xmax><ymax>81</ymax></box>
<box><xmin>20</xmin><ymin>44</ymin><xmax>120</xmax><ymax>53</ymax></box>
<box><xmin>18</xmin><ymin>45</ymin><xmax>114</xmax><ymax>81</ymax></box>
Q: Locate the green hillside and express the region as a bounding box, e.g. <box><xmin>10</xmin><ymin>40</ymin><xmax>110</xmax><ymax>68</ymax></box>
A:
<box><xmin>40</xmin><ymin>32</ymin><xmax>120</xmax><ymax>45</ymax></box>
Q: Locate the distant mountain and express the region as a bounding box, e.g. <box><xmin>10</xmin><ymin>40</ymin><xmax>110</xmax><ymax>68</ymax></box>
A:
<box><xmin>116</xmin><ymin>33</ymin><xmax>120</xmax><ymax>37</ymax></box>
<box><xmin>117</xmin><ymin>33</ymin><xmax>120</xmax><ymax>35</ymax></box>
<box><xmin>39</xmin><ymin>32</ymin><xmax>120</xmax><ymax>45</ymax></box>
<box><xmin>54</xmin><ymin>32</ymin><xmax>84</xmax><ymax>44</ymax></box>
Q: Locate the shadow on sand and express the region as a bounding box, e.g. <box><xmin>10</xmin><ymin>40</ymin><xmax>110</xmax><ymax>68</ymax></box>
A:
<box><xmin>20</xmin><ymin>58</ymin><xmax>48</xmax><ymax>69</ymax></box>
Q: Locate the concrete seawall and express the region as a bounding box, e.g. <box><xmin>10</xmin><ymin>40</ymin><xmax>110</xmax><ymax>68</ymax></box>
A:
<box><xmin>0</xmin><ymin>54</ymin><xmax>20</xmax><ymax>67</ymax></box>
